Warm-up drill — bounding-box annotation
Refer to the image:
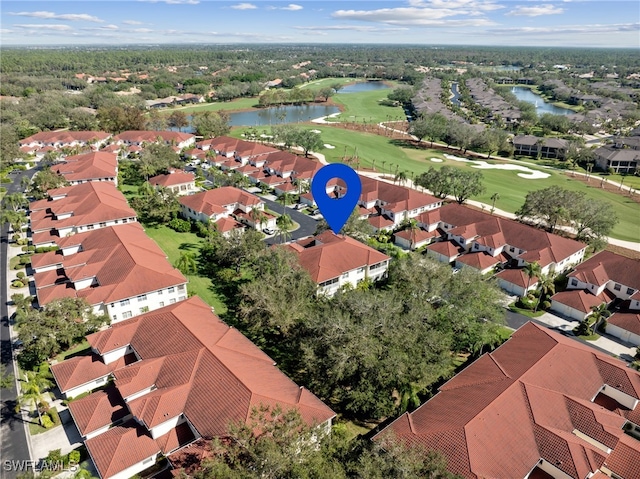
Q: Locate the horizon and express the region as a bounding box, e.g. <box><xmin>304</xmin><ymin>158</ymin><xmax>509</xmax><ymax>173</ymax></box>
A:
<box><xmin>1</xmin><ymin>0</ymin><xmax>639</xmax><ymax>48</ymax></box>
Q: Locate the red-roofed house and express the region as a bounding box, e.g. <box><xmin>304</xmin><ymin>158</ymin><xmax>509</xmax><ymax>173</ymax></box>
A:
<box><xmin>50</xmin><ymin>152</ymin><xmax>118</xmax><ymax>186</ymax></box>
<box><xmin>113</xmin><ymin>131</ymin><xmax>195</xmax><ymax>150</ymax></box>
<box><xmin>29</xmin><ymin>182</ymin><xmax>137</xmax><ymax>247</ymax></box>
<box><xmin>149</xmin><ymin>169</ymin><xmax>196</xmax><ymax>196</ymax></box>
<box><xmin>419</xmin><ymin>203</ymin><xmax>586</xmax><ymax>286</ymax></box>
<box><xmin>179</xmin><ymin>186</ymin><xmax>275</xmax><ymax>232</ymax></box>
<box><xmin>375</xmin><ymin>321</ymin><xmax>640</xmax><ymax>479</ymax></box>
<box><xmin>19</xmin><ymin>131</ymin><xmax>111</xmax><ymax>150</ymax></box>
<box><xmin>51</xmin><ymin>297</ymin><xmax>335</xmax><ymax>479</ymax></box>
<box><xmin>31</xmin><ymin>223</ymin><xmax>187</xmax><ymax>321</ymax></box>
<box><xmin>331</xmin><ymin>175</ymin><xmax>442</xmax><ymax>232</ymax></box>
<box><xmin>286</xmin><ymin>231</ymin><xmax>391</xmax><ymax>296</ymax></box>
<box><xmin>552</xmin><ymin>251</ymin><xmax>640</xmax><ymax>332</ymax></box>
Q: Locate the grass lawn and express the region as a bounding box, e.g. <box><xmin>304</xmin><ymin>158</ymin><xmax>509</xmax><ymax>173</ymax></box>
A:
<box><xmin>497</xmin><ymin>326</ymin><xmax>514</xmax><ymax>340</ymax></box>
<box><xmin>339</xmin><ymin>419</ymin><xmax>375</xmax><ymax>441</ymax></box>
<box><xmin>55</xmin><ymin>340</ymin><xmax>90</xmax><ymax>362</ymax></box>
<box><xmin>331</xmin><ymin>88</ymin><xmax>404</xmax><ymax>124</ymax></box>
<box><xmin>298</xmin><ymin>77</ymin><xmax>360</xmax><ymax>90</ymax></box>
<box><xmin>143</xmin><ymin>224</ymin><xmax>228</xmax><ymax>315</ymax></box>
<box><xmin>594</xmin><ymin>172</ymin><xmax>640</xmax><ymax>191</ymax></box>
<box><xmin>508</xmin><ymin>304</ymin><xmax>545</xmax><ymax>318</ymax></box>
<box><xmin>163</xmin><ymin>97</ymin><xmax>259</xmax><ymax>114</ymax></box>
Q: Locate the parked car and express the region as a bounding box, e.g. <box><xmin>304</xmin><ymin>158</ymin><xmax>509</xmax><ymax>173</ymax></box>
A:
<box><xmin>263</xmin><ymin>228</ymin><xmax>275</xmax><ymax>235</ymax></box>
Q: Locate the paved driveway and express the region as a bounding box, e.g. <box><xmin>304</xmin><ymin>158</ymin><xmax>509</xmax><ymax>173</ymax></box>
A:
<box><xmin>258</xmin><ymin>196</ymin><xmax>319</xmax><ymax>245</ymax></box>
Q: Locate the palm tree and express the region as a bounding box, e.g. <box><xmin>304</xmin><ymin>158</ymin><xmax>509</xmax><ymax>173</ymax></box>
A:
<box><xmin>1</xmin><ymin>210</ymin><xmax>27</xmax><ymax>236</ymax></box>
<box><xmin>589</xmin><ymin>302</ymin><xmax>611</xmax><ymax>335</ymax></box>
<box><xmin>522</xmin><ymin>261</ymin><xmax>542</xmax><ymax>299</ymax></box>
<box><xmin>250</xmin><ymin>208</ymin><xmax>268</xmax><ymax>231</ymax></box>
<box><xmin>0</xmin><ymin>364</ymin><xmax>14</xmax><ymax>390</ymax></box>
<box><xmin>175</xmin><ymin>251</ymin><xmax>197</xmax><ymax>275</ymax></box>
<box><xmin>534</xmin><ymin>273</ymin><xmax>555</xmax><ymax>312</ymax></box>
<box><xmin>395</xmin><ymin>170</ymin><xmax>408</xmax><ymax>186</ymax></box>
<box><xmin>3</xmin><ymin>193</ymin><xmax>28</xmax><ymax>211</ymax></box>
<box><xmin>137</xmin><ymin>181</ymin><xmax>155</xmax><ymax>197</ymax></box>
<box><xmin>17</xmin><ymin>369</ymin><xmax>53</xmax><ymax>426</ymax></box>
<box><xmin>276</xmin><ymin>214</ymin><xmax>294</xmax><ymax>244</ymax></box>
<box><xmin>490</xmin><ymin>193</ymin><xmax>500</xmax><ymax>215</ymax></box>
<box><xmin>381</xmin><ymin>160</ymin><xmax>387</xmax><ymax>176</ymax></box>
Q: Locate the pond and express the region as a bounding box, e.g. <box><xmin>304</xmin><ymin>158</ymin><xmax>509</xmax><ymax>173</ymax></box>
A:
<box><xmin>511</xmin><ymin>86</ymin><xmax>574</xmax><ymax>116</ymax></box>
<box><xmin>338</xmin><ymin>81</ymin><xmax>390</xmax><ymax>93</ymax></box>
<box><xmin>228</xmin><ymin>104</ymin><xmax>340</xmax><ymax>126</ymax></box>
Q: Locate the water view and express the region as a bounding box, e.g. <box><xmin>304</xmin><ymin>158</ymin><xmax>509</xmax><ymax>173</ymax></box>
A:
<box><xmin>338</xmin><ymin>81</ymin><xmax>390</xmax><ymax>93</ymax></box>
<box><xmin>511</xmin><ymin>86</ymin><xmax>574</xmax><ymax>116</ymax></box>
<box><xmin>228</xmin><ymin>104</ymin><xmax>340</xmax><ymax>126</ymax></box>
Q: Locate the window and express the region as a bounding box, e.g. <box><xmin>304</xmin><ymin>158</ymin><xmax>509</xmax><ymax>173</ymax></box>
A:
<box><xmin>570</xmin><ymin>279</ymin><xmax>578</xmax><ymax>286</ymax></box>
<box><xmin>168</xmin><ymin>287</ymin><xmax>175</xmax><ymax>294</ymax></box>
<box><xmin>122</xmin><ymin>218</ymin><xmax>128</xmax><ymax>224</ymax></box>
<box><xmin>112</xmin><ymin>315</ymin><xmax>117</xmax><ymax>321</ymax></box>
<box><xmin>159</xmin><ymin>301</ymin><xmax>165</xmax><ymax>307</ymax></box>
<box><xmin>169</xmin><ymin>298</ymin><xmax>176</xmax><ymax>304</ymax></box>
<box><xmin>99</xmin><ymin>222</ymin><xmax>106</xmax><ymax>228</ymax></box>
<box><xmin>357</xmin><ymin>267</ymin><xmax>365</xmax><ymax>274</ymax></box>
<box><xmin>140</xmin><ymin>306</ymin><xmax>149</xmax><ymax>314</ymax></box>
<box><xmin>122</xmin><ymin>311</ymin><xmax>132</xmax><ymax>319</ymax></box>
<box><xmin>628</xmin><ymin>288</ymin><xmax>635</xmax><ymax>295</ymax></box>
<box><xmin>178</xmin><ymin>296</ymin><xmax>186</xmax><ymax>301</ymax></box>
<box><xmin>614</xmin><ymin>283</ymin><xmax>621</xmax><ymax>291</ymax></box>
<box><xmin>87</xmin><ymin>224</ymin><xmax>95</xmax><ymax>230</ymax></box>
<box><xmin>120</xmin><ymin>299</ymin><xmax>130</xmax><ymax>306</ymax></box>
<box><xmin>341</xmin><ymin>272</ymin><xmax>349</xmax><ymax>279</ymax></box>
<box><xmin>137</xmin><ymin>294</ymin><xmax>147</xmax><ymax>302</ymax></box>
<box><xmin>178</xmin><ymin>284</ymin><xmax>185</xmax><ymax>291</ymax></box>
<box><xmin>95</xmin><ymin>377</ymin><xmax>106</xmax><ymax>384</ymax></box>
<box><xmin>142</xmin><ymin>457</ymin><xmax>154</xmax><ymax>465</ymax></box>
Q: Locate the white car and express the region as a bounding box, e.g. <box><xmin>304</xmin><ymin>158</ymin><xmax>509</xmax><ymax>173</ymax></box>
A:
<box><xmin>263</xmin><ymin>228</ymin><xmax>275</xmax><ymax>235</ymax></box>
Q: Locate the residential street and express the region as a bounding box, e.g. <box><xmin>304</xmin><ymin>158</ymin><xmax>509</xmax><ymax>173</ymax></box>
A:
<box><xmin>258</xmin><ymin>195</ymin><xmax>319</xmax><ymax>245</ymax></box>
<box><xmin>1</xmin><ymin>169</ymin><xmax>36</xmax><ymax>479</ymax></box>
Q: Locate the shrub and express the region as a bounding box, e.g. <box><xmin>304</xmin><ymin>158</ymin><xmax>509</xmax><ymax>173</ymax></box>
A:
<box><xmin>193</xmin><ymin>220</ymin><xmax>209</xmax><ymax>238</ymax></box>
<box><xmin>41</xmin><ymin>415</ymin><xmax>54</xmax><ymax>429</ymax></box>
<box><xmin>19</xmin><ymin>256</ymin><xmax>31</xmax><ymax>265</ymax></box>
<box><xmin>11</xmin><ymin>280</ymin><xmax>24</xmax><ymax>288</ymax></box>
<box><xmin>27</xmin><ymin>245</ymin><xmax>35</xmax><ymax>252</ymax></box>
<box><xmin>21</xmin><ymin>246</ymin><xmax>28</xmax><ymax>252</ymax></box>
<box><xmin>12</xmin><ymin>234</ymin><xmax>20</xmax><ymax>242</ymax></box>
<box><xmin>17</xmin><ymin>238</ymin><xmax>28</xmax><ymax>246</ymax></box>
<box><xmin>35</xmin><ymin>246</ymin><xmax>59</xmax><ymax>253</ymax></box>
<box><xmin>16</xmin><ymin>271</ymin><xmax>26</xmax><ymax>280</ymax></box>
<box><xmin>68</xmin><ymin>450</ymin><xmax>81</xmax><ymax>465</ymax></box>
<box><xmin>168</xmin><ymin>218</ymin><xmax>191</xmax><ymax>233</ymax></box>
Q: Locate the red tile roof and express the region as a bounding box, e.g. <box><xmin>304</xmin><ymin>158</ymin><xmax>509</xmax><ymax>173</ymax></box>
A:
<box><xmin>608</xmin><ymin>312</ymin><xmax>640</xmax><ymax>337</ymax></box>
<box><xmin>351</xmin><ymin>175</ymin><xmax>440</xmax><ymax>212</ymax></box>
<box><xmin>33</xmin><ymin>223</ymin><xmax>186</xmax><ymax>307</ymax></box>
<box><xmin>455</xmin><ymin>251</ymin><xmax>500</xmax><ymax>271</ymax></box>
<box><xmin>215</xmin><ymin>216</ymin><xmax>243</xmax><ymax>233</ymax></box>
<box><xmin>376</xmin><ymin>322</ymin><xmax>640</xmax><ymax>479</ymax></box>
<box><xmin>85</xmin><ymin>420</ymin><xmax>161</xmax><ymax>479</ymax></box>
<box><xmin>149</xmin><ymin>169</ymin><xmax>195</xmax><ymax>188</ymax></box>
<box><xmin>424</xmin><ymin>203</ymin><xmax>586</xmax><ymax>269</ymax></box>
<box><xmin>179</xmin><ymin>187</ymin><xmax>261</xmax><ymax>217</ymax></box>
<box><xmin>50</xmin><ymin>152</ymin><xmax>117</xmax><ymax>183</ymax></box>
<box><xmin>70</xmin><ymin>297</ymin><xmax>335</xmax><ymax>479</ymax></box>
<box><xmin>285</xmin><ymin>231</ymin><xmax>390</xmax><ymax>283</ymax></box>
<box><xmin>570</xmin><ymin>251</ymin><xmax>640</xmax><ymax>291</ymax></box>
<box><xmin>426</xmin><ymin>240</ymin><xmax>463</xmax><ymax>259</ymax></box>
<box><xmin>29</xmin><ymin>182</ymin><xmax>136</xmax><ymax>242</ymax></box>
<box><xmin>51</xmin><ymin>354</ymin><xmax>113</xmax><ymax>393</ymax></box>
<box><xmin>113</xmin><ymin>130</ymin><xmax>195</xmax><ymax>145</ymax></box>
<box><xmin>67</xmin><ymin>385</ymin><xmax>129</xmax><ymax>436</ymax></box>
<box><xmin>394</xmin><ymin>228</ymin><xmax>438</xmax><ymax>244</ymax></box>
<box><xmin>496</xmin><ymin>268</ymin><xmax>538</xmax><ymax>289</ymax></box>
<box><xmin>551</xmin><ymin>290</ymin><xmax>611</xmax><ymax>314</ymax></box>
<box><xmin>20</xmin><ymin>131</ymin><xmax>111</xmax><ymax>146</ymax></box>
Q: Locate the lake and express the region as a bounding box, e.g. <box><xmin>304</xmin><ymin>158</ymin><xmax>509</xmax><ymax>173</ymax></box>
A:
<box><xmin>511</xmin><ymin>86</ymin><xmax>573</xmax><ymax>116</ymax></box>
<box><xmin>228</xmin><ymin>104</ymin><xmax>340</xmax><ymax>126</ymax></box>
<box><xmin>338</xmin><ymin>81</ymin><xmax>390</xmax><ymax>93</ymax></box>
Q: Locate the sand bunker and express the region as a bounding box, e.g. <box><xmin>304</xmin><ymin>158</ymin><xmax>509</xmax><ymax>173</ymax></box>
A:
<box><xmin>442</xmin><ymin>154</ymin><xmax>550</xmax><ymax>179</ymax></box>
<box><xmin>324</xmin><ymin>144</ymin><xmax>336</xmax><ymax>149</ymax></box>
<box><xmin>430</xmin><ymin>158</ymin><xmax>444</xmax><ymax>163</ymax></box>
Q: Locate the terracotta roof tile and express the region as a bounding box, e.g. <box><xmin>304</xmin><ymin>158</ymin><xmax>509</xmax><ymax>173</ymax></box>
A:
<box><xmin>20</xmin><ymin>131</ymin><xmax>111</xmax><ymax>146</ymax></box>
<box><xmin>179</xmin><ymin>187</ymin><xmax>261</xmax><ymax>217</ymax></box>
<box><xmin>608</xmin><ymin>312</ymin><xmax>640</xmax><ymax>337</ymax></box>
<box><xmin>50</xmin><ymin>152</ymin><xmax>117</xmax><ymax>183</ymax></box>
<box><xmin>377</xmin><ymin>322</ymin><xmax>640</xmax><ymax>478</ymax></box>
<box><xmin>551</xmin><ymin>290</ymin><xmax>610</xmax><ymax>314</ymax></box>
<box><xmin>570</xmin><ymin>251</ymin><xmax>640</xmax><ymax>291</ymax></box>
<box><xmin>113</xmin><ymin>130</ymin><xmax>194</xmax><ymax>145</ymax></box>
<box><xmin>285</xmin><ymin>232</ymin><xmax>390</xmax><ymax>283</ymax></box>
<box><xmin>149</xmin><ymin>169</ymin><xmax>195</xmax><ymax>188</ymax></box>
<box><xmin>67</xmin><ymin>385</ymin><xmax>129</xmax><ymax>436</ymax></box>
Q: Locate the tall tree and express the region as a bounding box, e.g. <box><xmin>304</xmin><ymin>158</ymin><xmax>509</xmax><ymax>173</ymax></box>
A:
<box><xmin>589</xmin><ymin>302</ymin><xmax>612</xmax><ymax>335</ymax></box>
<box><xmin>175</xmin><ymin>251</ymin><xmax>197</xmax><ymax>275</ymax></box>
<box><xmin>295</xmin><ymin>129</ymin><xmax>324</xmax><ymax>157</ymax></box>
<box><xmin>28</xmin><ymin>169</ymin><xmax>68</xmax><ymax>199</ymax></box>
<box><xmin>522</xmin><ymin>261</ymin><xmax>542</xmax><ymax>298</ymax></box>
<box><xmin>16</xmin><ymin>368</ymin><xmax>53</xmax><ymax>426</ymax></box>
<box><xmin>192</xmin><ymin>111</ymin><xmax>230</xmax><ymax>138</ymax></box>
<box><xmin>275</xmin><ymin>214</ymin><xmax>294</xmax><ymax>244</ymax></box>
<box><xmin>168</xmin><ymin>110</ymin><xmax>189</xmax><ymax>132</ymax></box>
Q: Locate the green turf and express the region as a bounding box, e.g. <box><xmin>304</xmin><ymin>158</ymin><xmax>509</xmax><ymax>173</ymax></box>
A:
<box><xmin>298</xmin><ymin>77</ymin><xmax>360</xmax><ymax>90</ymax></box>
<box><xmin>143</xmin><ymin>224</ymin><xmax>228</xmax><ymax>315</ymax></box>
<box><xmin>331</xmin><ymin>88</ymin><xmax>404</xmax><ymax>124</ymax></box>
<box><xmin>415</xmin><ymin>154</ymin><xmax>639</xmax><ymax>242</ymax></box>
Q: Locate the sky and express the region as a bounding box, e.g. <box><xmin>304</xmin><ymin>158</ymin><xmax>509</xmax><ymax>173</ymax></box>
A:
<box><xmin>1</xmin><ymin>0</ymin><xmax>639</xmax><ymax>48</ymax></box>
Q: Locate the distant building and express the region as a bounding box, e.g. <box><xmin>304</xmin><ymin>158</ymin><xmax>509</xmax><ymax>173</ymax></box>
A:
<box><xmin>512</xmin><ymin>135</ymin><xmax>569</xmax><ymax>160</ymax></box>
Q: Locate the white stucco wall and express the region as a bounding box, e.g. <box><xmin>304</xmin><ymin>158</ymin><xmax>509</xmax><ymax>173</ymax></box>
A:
<box><xmin>606</xmin><ymin>324</ymin><xmax>640</xmax><ymax>347</ymax></box>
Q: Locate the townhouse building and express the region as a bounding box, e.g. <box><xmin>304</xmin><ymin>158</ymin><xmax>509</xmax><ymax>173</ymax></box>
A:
<box><xmin>149</xmin><ymin>169</ymin><xmax>196</xmax><ymax>196</ymax></box>
<box><xmin>50</xmin><ymin>151</ymin><xmax>118</xmax><ymax>186</ymax></box>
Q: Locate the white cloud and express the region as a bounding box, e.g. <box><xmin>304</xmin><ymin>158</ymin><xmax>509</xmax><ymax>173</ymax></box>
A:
<box><xmin>0</xmin><ymin>29</ymin><xmax>14</xmax><ymax>34</ymax></box>
<box><xmin>131</xmin><ymin>28</ymin><xmax>154</xmax><ymax>33</ymax></box>
<box><xmin>490</xmin><ymin>22</ymin><xmax>640</xmax><ymax>34</ymax></box>
<box><xmin>295</xmin><ymin>25</ymin><xmax>409</xmax><ymax>33</ymax></box>
<box><xmin>123</xmin><ymin>20</ymin><xmax>143</xmax><ymax>25</ymax></box>
<box><xmin>230</xmin><ymin>3</ymin><xmax>258</xmax><ymax>9</ymax></box>
<box><xmin>505</xmin><ymin>4</ymin><xmax>564</xmax><ymax>16</ymax></box>
<box><xmin>8</xmin><ymin>11</ymin><xmax>103</xmax><ymax>22</ymax></box>
<box><xmin>14</xmin><ymin>24</ymin><xmax>73</xmax><ymax>31</ymax></box>
<box><xmin>281</xmin><ymin>4</ymin><xmax>303</xmax><ymax>10</ymax></box>
<box><xmin>332</xmin><ymin>7</ymin><xmax>496</xmax><ymax>27</ymax></box>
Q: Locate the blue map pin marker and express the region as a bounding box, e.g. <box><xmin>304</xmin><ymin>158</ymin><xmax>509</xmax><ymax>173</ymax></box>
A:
<box><xmin>311</xmin><ymin>163</ymin><xmax>362</xmax><ymax>234</ymax></box>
